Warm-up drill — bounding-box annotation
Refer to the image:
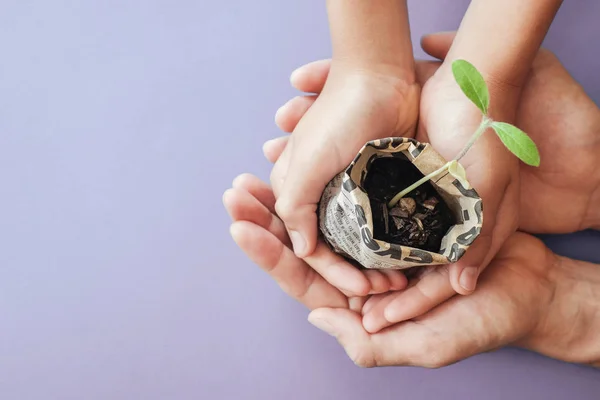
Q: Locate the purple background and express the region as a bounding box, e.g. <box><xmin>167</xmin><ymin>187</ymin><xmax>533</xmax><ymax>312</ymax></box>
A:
<box><xmin>1</xmin><ymin>1</ymin><xmax>599</xmax><ymax>399</ymax></box>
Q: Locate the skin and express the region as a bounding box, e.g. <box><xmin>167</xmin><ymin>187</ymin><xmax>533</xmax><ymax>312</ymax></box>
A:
<box><xmin>262</xmin><ymin>39</ymin><xmax>600</xmax><ymax>334</ymax></box>
<box><xmin>223</xmin><ymin>45</ymin><xmax>600</xmax><ymax>367</ymax></box>
<box><xmin>269</xmin><ymin>0</ymin><xmax>419</xmax><ymax>298</ymax></box>
<box><xmin>270</xmin><ymin>1</ymin><xmax>564</xmax><ymax>315</ymax></box>
<box><xmin>223</xmin><ymin>179</ymin><xmax>600</xmax><ymax>368</ymax></box>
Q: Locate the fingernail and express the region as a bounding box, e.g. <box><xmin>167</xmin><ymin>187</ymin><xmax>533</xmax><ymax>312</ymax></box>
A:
<box><xmin>289</xmin><ymin>230</ymin><xmax>306</xmax><ymax>256</ymax></box>
<box><xmin>308</xmin><ymin>316</ymin><xmax>336</xmax><ymax>337</ymax></box>
<box><xmin>459</xmin><ymin>266</ymin><xmax>478</xmax><ymax>292</ymax></box>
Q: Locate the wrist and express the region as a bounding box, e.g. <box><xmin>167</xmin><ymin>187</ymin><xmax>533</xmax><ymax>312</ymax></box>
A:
<box><xmin>326</xmin><ymin>0</ymin><xmax>415</xmax><ymax>84</ymax></box>
<box><xmin>444</xmin><ymin>0</ymin><xmax>562</xmax><ymax>97</ymax></box>
<box><xmin>519</xmin><ymin>255</ymin><xmax>600</xmax><ymax>366</ymax></box>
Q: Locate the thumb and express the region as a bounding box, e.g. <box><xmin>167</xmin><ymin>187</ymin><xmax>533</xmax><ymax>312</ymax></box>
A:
<box><xmin>420</xmin><ymin>31</ymin><xmax>456</xmax><ymax>61</ymax></box>
<box><xmin>274</xmin><ymin>167</ymin><xmax>323</xmax><ymax>258</ymax></box>
<box><xmin>274</xmin><ymin>108</ymin><xmax>355</xmax><ymax>257</ymax></box>
<box><xmin>447</xmin><ymin>235</ymin><xmax>490</xmax><ymax>295</ymax></box>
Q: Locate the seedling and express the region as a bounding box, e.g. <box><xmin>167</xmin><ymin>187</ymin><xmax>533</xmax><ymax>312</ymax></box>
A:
<box><xmin>388</xmin><ymin>59</ymin><xmax>540</xmax><ymax>208</ymax></box>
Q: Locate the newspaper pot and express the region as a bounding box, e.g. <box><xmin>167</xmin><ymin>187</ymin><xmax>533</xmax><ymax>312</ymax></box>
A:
<box><xmin>317</xmin><ymin>137</ymin><xmax>483</xmax><ymax>270</ymax></box>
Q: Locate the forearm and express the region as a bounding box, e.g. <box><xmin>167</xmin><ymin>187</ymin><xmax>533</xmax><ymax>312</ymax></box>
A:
<box><xmin>326</xmin><ymin>0</ymin><xmax>415</xmax><ymax>81</ymax></box>
<box><xmin>523</xmin><ymin>255</ymin><xmax>600</xmax><ymax>367</ymax></box>
<box><xmin>446</xmin><ymin>0</ymin><xmax>563</xmax><ymax>95</ymax></box>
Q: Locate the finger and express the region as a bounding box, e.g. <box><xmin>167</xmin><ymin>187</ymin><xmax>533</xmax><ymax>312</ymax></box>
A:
<box><xmin>279</xmin><ymin>61</ymin><xmax>440</xmax><ymax>144</ymax></box>
<box><xmin>263</xmin><ymin>136</ymin><xmax>289</xmax><ymax>163</ymax></box>
<box><xmin>231</xmin><ymin>221</ymin><xmax>347</xmax><ymax>310</ymax></box>
<box><xmin>449</xmin><ymin>180</ymin><xmax>519</xmax><ymax>294</ymax></box>
<box><xmin>303</xmin><ymin>242</ymin><xmax>371</xmax><ymax>297</ymax></box>
<box><xmin>363</xmin><ymin>270</ymin><xmax>408</xmax><ymax>295</ymax></box>
<box><xmin>269</xmin><ymin>135</ymin><xmax>293</xmax><ymax>198</ymax></box>
<box><xmin>420</xmin><ymin>31</ymin><xmax>457</xmax><ymax>61</ymax></box>
<box><xmin>275</xmin><ymin>132</ymin><xmax>344</xmax><ymax>257</ymax></box>
<box><xmin>414</xmin><ymin>60</ymin><xmax>442</xmax><ymax>86</ymax></box>
<box><xmin>308</xmin><ymin>307</ymin><xmax>454</xmax><ymax>368</ymax></box>
<box><xmin>275</xmin><ymin>95</ymin><xmax>318</xmax><ymax>133</ymax></box>
<box><xmin>447</xmin><ymin>233</ymin><xmax>491</xmax><ymax>295</ymax></box>
<box><xmin>362</xmin><ymin>268</ymin><xmax>456</xmax><ymax>333</ymax></box>
<box><xmin>290</xmin><ymin>59</ymin><xmax>331</xmax><ymax>93</ymax></box>
<box><xmin>232</xmin><ymin>173</ymin><xmax>276</xmax><ymax>213</ymax></box>
<box><xmin>361</xmin><ymin>292</ymin><xmax>388</xmax><ymax>315</ymax></box>
<box><xmin>363</xmin><ymin>271</ymin><xmax>391</xmax><ymax>295</ymax></box>
<box><xmin>274</xmin><ymin>185</ymin><xmax>319</xmax><ymax>258</ymax></box>
<box><xmin>310</xmin><ymin>290</ymin><xmax>494</xmax><ymax>368</ymax></box>
<box><xmin>223</xmin><ymin>188</ymin><xmax>290</xmax><ymax>247</ymax></box>
<box><xmin>348</xmin><ymin>296</ymin><xmax>370</xmax><ymax>314</ymax></box>
<box><xmin>380</xmin><ymin>270</ymin><xmax>409</xmax><ymax>291</ymax></box>
<box><xmin>227</xmin><ymin>184</ymin><xmax>374</xmax><ymax>297</ymax></box>
<box><xmin>308</xmin><ymin>308</ymin><xmax>378</xmax><ymax>367</ymax></box>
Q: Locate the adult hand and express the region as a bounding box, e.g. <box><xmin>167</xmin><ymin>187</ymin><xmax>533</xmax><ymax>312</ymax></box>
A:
<box><xmin>223</xmin><ymin>174</ymin><xmax>409</xmax><ymax>309</ymax></box>
<box><xmin>515</xmin><ymin>51</ymin><xmax>600</xmax><ymax>232</ymax></box>
<box><xmin>224</xmin><ymin>176</ymin><xmax>600</xmax><ymax>368</ymax></box>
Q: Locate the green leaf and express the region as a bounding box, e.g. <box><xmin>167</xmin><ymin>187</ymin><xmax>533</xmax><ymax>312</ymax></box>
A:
<box><xmin>491</xmin><ymin>122</ymin><xmax>541</xmax><ymax>167</ymax></box>
<box><xmin>447</xmin><ymin>160</ymin><xmax>470</xmax><ymax>188</ymax></box>
<box><xmin>451</xmin><ymin>60</ymin><xmax>490</xmax><ymax>115</ymax></box>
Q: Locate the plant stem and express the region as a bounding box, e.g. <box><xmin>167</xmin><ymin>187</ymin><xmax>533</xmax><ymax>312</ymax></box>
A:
<box><xmin>453</xmin><ymin>117</ymin><xmax>492</xmax><ymax>162</ymax></box>
<box><xmin>387</xmin><ymin>116</ymin><xmax>493</xmax><ymax>209</ymax></box>
<box><xmin>387</xmin><ymin>161</ymin><xmax>451</xmax><ymax>208</ymax></box>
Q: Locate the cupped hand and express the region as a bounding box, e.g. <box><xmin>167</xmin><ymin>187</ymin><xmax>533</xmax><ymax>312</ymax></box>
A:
<box><xmin>224</xmin><ymin>173</ymin><xmax>410</xmax><ymax>306</ymax></box>
<box><xmin>309</xmin><ymin>232</ymin><xmax>557</xmax><ymax>368</ymax></box>
<box><xmin>223</xmin><ymin>175</ymin><xmax>559</xmax><ymax>368</ymax></box>
<box><xmin>269</xmin><ymin>59</ymin><xmax>420</xmax><ymax>297</ymax></box>
<box><xmin>365</xmin><ymin>32</ymin><xmax>521</xmax><ymax>331</ymax></box>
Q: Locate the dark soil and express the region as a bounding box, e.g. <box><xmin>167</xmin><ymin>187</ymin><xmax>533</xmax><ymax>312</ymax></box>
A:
<box><xmin>362</xmin><ymin>157</ymin><xmax>455</xmax><ymax>252</ymax></box>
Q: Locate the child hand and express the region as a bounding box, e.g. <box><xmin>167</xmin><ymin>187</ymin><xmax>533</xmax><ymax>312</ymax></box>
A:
<box><xmin>269</xmin><ymin>62</ymin><xmax>420</xmax><ymax>296</ymax></box>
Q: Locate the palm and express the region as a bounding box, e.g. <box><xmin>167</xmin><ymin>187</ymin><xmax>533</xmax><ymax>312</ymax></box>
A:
<box><xmin>515</xmin><ymin>52</ymin><xmax>600</xmax><ymax>232</ymax></box>
<box><xmin>267</xmin><ymin>64</ymin><xmax>422</xmax><ymax>298</ymax></box>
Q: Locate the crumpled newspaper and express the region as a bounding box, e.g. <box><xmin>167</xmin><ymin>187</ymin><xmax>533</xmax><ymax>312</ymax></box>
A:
<box><xmin>317</xmin><ymin>137</ymin><xmax>483</xmax><ymax>269</ymax></box>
